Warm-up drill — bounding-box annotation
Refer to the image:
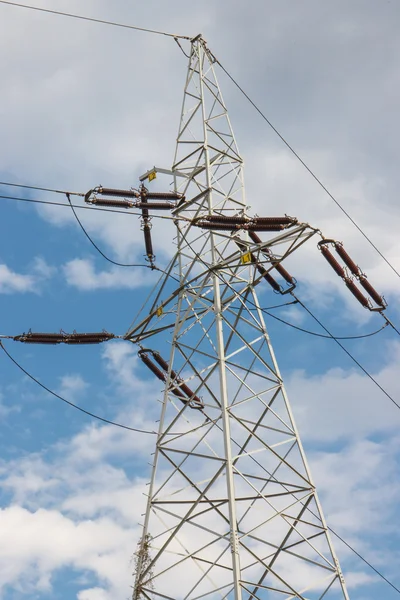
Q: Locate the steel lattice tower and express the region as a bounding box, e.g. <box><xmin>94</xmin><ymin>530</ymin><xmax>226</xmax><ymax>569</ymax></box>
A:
<box><xmin>129</xmin><ymin>36</ymin><xmax>350</xmax><ymax>600</ymax></box>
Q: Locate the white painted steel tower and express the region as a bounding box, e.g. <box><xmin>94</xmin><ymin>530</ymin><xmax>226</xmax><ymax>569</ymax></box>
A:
<box><xmin>129</xmin><ymin>36</ymin><xmax>349</xmax><ymax>600</ymax></box>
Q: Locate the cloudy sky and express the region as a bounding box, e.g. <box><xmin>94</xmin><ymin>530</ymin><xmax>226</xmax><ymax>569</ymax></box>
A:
<box><xmin>0</xmin><ymin>1</ymin><xmax>400</xmax><ymax>598</ymax></box>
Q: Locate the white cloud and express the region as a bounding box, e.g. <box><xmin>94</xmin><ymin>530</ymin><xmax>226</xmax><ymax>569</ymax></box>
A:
<box><xmin>287</xmin><ymin>341</ymin><xmax>400</xmax><ymax>441</ymax></box>
<box><xmin>0</xmin><ymin>257</ymin><xmax>54</xmax><ymax>294</ymax></box>
<box><xmin>0</xmin><ymin>263</ymin><xmax>35</xmax><ymax>293</ymax></box>
<box><xmin>58</xmin><ymin>374</ymin><xmax>88</xmax><ymax>398</ymax></box>
<box><xmin>63</xmin><ymin>258</ymin><xmax>150</xmax><ymax>290</ymax></box>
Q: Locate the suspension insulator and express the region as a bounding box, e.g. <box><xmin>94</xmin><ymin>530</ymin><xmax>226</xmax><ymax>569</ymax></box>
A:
<box><xmin>255</xmin><ymin>264</ymin><xmax>283</xmax><ymax>293</ymax></box>
<box><xmin>334</xmin><ymin>243</ymin><xmax>361</xmax><ymax>276</ymax></box>
<box><xmin>89</xmin><ymin>198</ymin><xmax>134</xmax><ymax>209</ymax></box>
<box><xmin>273</xmin><ymin>262</ymin><xmax>296</xmax><ymax>285</ymax></box>
<box><xmin>135</xmin><ymin>202</ymin><xmax>174</xmax><ymax>210</ymax></box>
<box><xmin>14</xmin><ymin>332</ymin><xmax>65</xmax><ymax>344</ymax></box>
<box><xmin>205</xmin><ymin>215</ymin><xmax>248</xmax><ymax>224</ymax></box>
<box><xmin>152</xmin><ymin>352</ymin><xmax>204</xmax><ymax>407</ymax></box>
<box><xmin>248</xmin><ymin>230</ymin><xmax>263</xmax><ymax>244</ymax></box>
<box><xmin>145</xmin><ymin>192</ymin><xmax>185</xmax><ymax>201</ymax></box>
<box><xmin>64</xmin><ymin>332</ymin><xmax>115</xmax><ymax>345</ymax></box>
<box><xmin>319</xmin><ymin>245</ymin><xmax>346</xmax><ymax>278</ymax></box>
<box><xmin>169</xmin><ymin>386</ymin><xmax>190</xmax><ymax>401</ymax></box>
<box><xmin>97</xmin><ymin>187</ymin><xmax>139</xmax><ymax>198</ymax></box>
<box><xmin>344</xmin><ymin>278</ymin><xmax>370</xmax><ymax>308</ymax></box>
<box><xmin>253</xmin><ymin>216</ymin><xmax>298</xmax><ymax>226</ymax></box>
<box><xmin>140</xmin><ymin>196</ymin><xmax>149</xmax><ymax>219</ymax></box>
<box><xmin>177</xmin><ymin>382</ymin><xmax>203</xmax><ymax>406</ymax></box>
<box><xmin>358</xmin><ymin>276</ymin><xmax>385</xmax><ymax>307</ymax></box>
<box><xmin>152</xmin><ymin>351</ymin><xmax>171</xmax><ymax>373</ymax></box>
<box><xmin>143</xmin><ymin>224</ymin><xmax>154</xmax><ymax>260</ymax></box>
<box><xmin>139</xmin><ymin>352</ymin><xmax>167</xmax><ymax>382</ymax></box>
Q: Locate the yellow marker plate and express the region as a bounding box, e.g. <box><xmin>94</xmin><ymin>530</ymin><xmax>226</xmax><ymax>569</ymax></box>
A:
<box><xmin>241</xmin><ymin>252</ymin><xmax>252</xmax><ymax>264</ymax></box>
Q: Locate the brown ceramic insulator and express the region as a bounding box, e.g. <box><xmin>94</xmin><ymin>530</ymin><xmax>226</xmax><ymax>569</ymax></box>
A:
<box><xmin>143</xmin><ymin>225</ymin><xmax>154</xmax><ymax>259</ymax></box>
<box><xmin>320</xmin><ymin>245</ymin><xmax>346</xmax><ymax>278</ymax></box>
<box><xmin>273</xmin><ymin>262</ymin><xmax>295</xmax><ymax>285</ymax></box>
<box><xmin>146</xmin><ymin>192</ymin><xmax>185</xmax><ymax>201</ymax></box>
<box><xmin>98</xmin><ymin>187</ymin><xmax>138</xmax><ymax>198</ymax></box>
<box><xmin>90</xmin><ymin>198</ymin><xmax>134</xmax><ymax>209</ymax></box>
<box><xmin>206</xmin><ymin>215</ymin><xmax>248</xmax><ymax>224</ymax></box>
<box><xmin>334</xmin><ymin>243</ymin><xmax>361</xmax><ymax>276</ymax></box>
<box><xmin>358</xmin><ymin>276</ymin><xmax>385</xmax><ymax>307</ymax></box>
<box><xmin>14</xmin><ymin>332</ymin><xmax>64</xmax><ymax>344</ymax></box>
<box><xmin>65</xmin><ymin>332</ymin><xmax>115</xmax><ymax>344</ymax></box>
<box><xmin>255</xmin><ymin>264</ymin><xmax>282</xmax><ymax>292</ymax></box>
<box><xmin>135</xmin><ymin>202</ymin><xmax>174</xmax><ymax>210</ymax></box>
<box><xmin>139</xmin><ymin>353</ymin><xmax>166</xmax><ymax>382</ymax></box>
<box><xmin>253</xmin><ymin>216</ymin><xmax>297</xmax><ymax>225</ymax></box>
<box><xmin>246</xmin><ymin>223</ymin><xmax>286</xmax><ymax>231</ymax></box>
<box><xmin>344</xmin><ymin>278</ymin><xmax>370</xmax><ymax>308</ymax></box>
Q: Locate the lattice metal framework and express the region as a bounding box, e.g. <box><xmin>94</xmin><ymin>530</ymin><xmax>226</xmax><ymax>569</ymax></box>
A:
<box><xmin>130</xmin><ymin>36</ymin><xmax>350</xmax><ymax>600</ymax></box>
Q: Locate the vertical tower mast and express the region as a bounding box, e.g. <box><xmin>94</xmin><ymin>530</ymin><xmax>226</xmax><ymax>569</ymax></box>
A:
<box><xmin>132</xmin><ymin>36</ymin><xmax>349</xmax><ymax>600</ymax></box>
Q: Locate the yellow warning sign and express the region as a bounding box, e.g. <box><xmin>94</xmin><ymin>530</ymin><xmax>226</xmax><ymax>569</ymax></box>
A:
<box><xmin>241</xmin><ymin>252</ymin><xmax>252</xmax><ymax>264</ymax></box>
<box><xmin>156</xmin><ymin>306</ymin><xmax>163</xmax><ymax>317</ymax></box>
<box><xmin>148</xmin><ymin>170</ymin><xmax>157</xmax><ymax>182</ymax></box>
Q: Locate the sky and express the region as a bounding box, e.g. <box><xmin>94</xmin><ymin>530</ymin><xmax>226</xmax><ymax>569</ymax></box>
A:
<box><xmin>0</xmin><ymin>0</ymin><xmax>400</xmax><ymax>598</ymax></box>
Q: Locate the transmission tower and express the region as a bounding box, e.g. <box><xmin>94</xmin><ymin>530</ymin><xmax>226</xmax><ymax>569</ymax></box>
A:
<box><xmin>129</xmin><ymin>36</ymin><xmax>350</xmax><ymax>600</ymax></box>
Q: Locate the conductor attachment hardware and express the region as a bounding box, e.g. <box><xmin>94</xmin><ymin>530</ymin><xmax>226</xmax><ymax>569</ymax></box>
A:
<box><xmin>84</xmin><ymin>186</ymin><xmax>184</xmax><ymax>208</ymax></box>
<box><xmin>318</xmin><ymin>239</ymin><xmax>386</xmax><ymax>311</ymax></box>
<box><xmin>138</xmin><ymin>348</ymin><xmax>204</xmax><ymax>410</ymax></box>
<box><xmin>84</xmin><ymin>184</ymin><xmax>185</xmax><ymax>266</ymax></box>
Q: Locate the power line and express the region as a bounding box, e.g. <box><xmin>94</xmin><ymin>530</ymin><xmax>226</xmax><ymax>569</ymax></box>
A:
<box><xmin>170</xmin><ymin>239</ymin><xmax>400</xmax><ymax>594</ymax></box>
<box><xmin>215</xmin><ymin>60</ymin><xmax>400</xmax><ymax>281</ymax></box>
<box><xmin>294</xmin><ymin>295</ymin><xmax>400</xmax><ymax>411</ymax></box>
<box><xmin>330</xmin><ymin>526</ymin><xmax>400</xmax><ymax>595</ymax></box>
<box><xmin>0</xmin><ymin>192</ymin><xmax>177</xmax><ymax>221</ymax></box>
<box><xmin>257</xmin><ymin>301</ymin><xmax>388</xmax><ymax>340</ymax></box>
<box><xmin>0</xmin><ymin>180</ymin><xmax>84</xmax><ymax>196</ymax></box>
<box><xmin>66</xmin><ymin>193</ymin><xmax>148</xmax><ymax>269</ymax></box>
<box><xmin>184</xmin><ymin>231</ymin><xmax>400</xmax><ymax>412</ymax></box>
<box><xmin>0</xmin><ymin>191</ymin><xmax>180</xmax><ymax>281</ymax></box>
<box><xmin>0</xmin><ymin>0</ymin><xmax>190</xmax><ymax>40</ymax></box>
<box><xmin>0</xmin><ymin>341</ymin><xmax>210</xmax><ymax>436</ymax></box>
<box><xmin>0</xmin><ymin>340</ymin><xmax>158</xmax><ymax>434</ymax></box>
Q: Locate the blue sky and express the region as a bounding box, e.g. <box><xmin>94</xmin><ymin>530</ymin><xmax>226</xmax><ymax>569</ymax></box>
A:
<box><xmin>0</xmin><ymin>1</ymin><xmax>400</xmax><ymax>598</ymax></box>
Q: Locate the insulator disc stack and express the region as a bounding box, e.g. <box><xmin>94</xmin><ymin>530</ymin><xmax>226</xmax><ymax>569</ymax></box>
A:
<box><xmin>358</xmin><ymin>276</ymin><xmax>386</xmax><ymax>307</ymax></box>
<box><xmin>138</xmin><ymin>349</ymin><xmax>204</xmax><ymax>409</ymax></box>
<box><xmin>145</xmin><ymin>191</ymin><xmax>185</xmax><ymax>201</ymax></box>
<box><xmin>14</xmin><ymin>331</ymin><xmax>115</xmax><ymax>344</ymax></box>
<box><xmin>206</xmin><ymin>215</ymin><xmax>248</xmax><ymax>224</ymax></box>
<box><xmin>97</xmin><ymin>187</ymin><xmax>139</xmax><ymax>198</ymax></box>
<box><xmin>14</xmin><ymin>332</ymin><xmax>65</xmax><ymax>344</ymax></box>
<box><xmin>334</xmin><ymin>243</ymin><xmax>361</xmax><ymax>276</ymax></box>
<box><xmin>319</xmin><ymin>244</ymin><xmax>346</xmax><ymax>278</ymax></box>
<box><xmin>344</xmin><ymin>278</ymin><xmax>370</xmax><ymax>308</ymax></box>
<box><xmin>273</xmin><ymin>262</ymin><xmax>296</xmax><ymax>285</ymax></box>
<box><xmin>65</xmin><ymin>332</ymin><xmax>115</xmax><ymax>345</ymax></box>
<box><xmin>139</xmin><ymin>351</ymin><xmax>166</xmax><ymax>382</ymax></box>
<box><xmin>89</xmin><ymin>198</ymin><xmax>134</xmax><ymax>209</ymax></box>
<box><xmin>253</xmin><ymin>216</ymin><xmax>297</xmax><ymax>225</ymax></box>
<box><xmin>318</xmin><ymin>239</ymin><xmax>386</xmax><ymax>311</ymax></box>
<box><xmin>135</xmin><ymin>202</ymin><xmax>174</xmax><ymax>210</ymax></box>
<box><xmin>143</xmin><ymin>224</ymin><xmax>154</xmax><ymax>261</ymax></box>
<box><xmin>248</xmin><ymin>230</ymin><xmax>263</xmax><ymax>245</ymax></box>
